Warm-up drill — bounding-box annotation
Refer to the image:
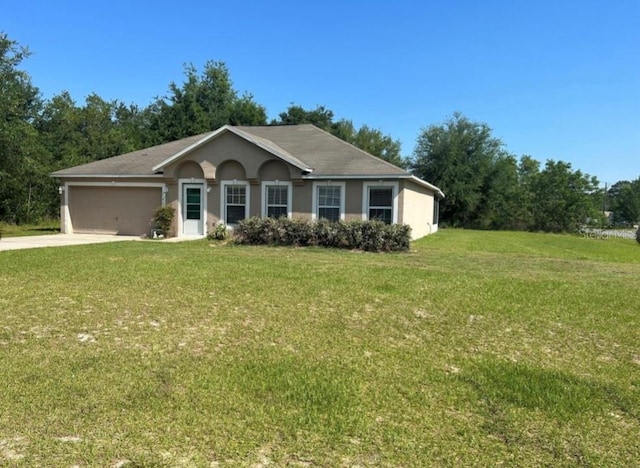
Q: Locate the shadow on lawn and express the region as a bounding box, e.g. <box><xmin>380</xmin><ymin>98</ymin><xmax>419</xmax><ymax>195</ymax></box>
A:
<box><xmin>459</xmin><ymin>358</ymin><xmax>639</xmax><ymax>420</ymax></box>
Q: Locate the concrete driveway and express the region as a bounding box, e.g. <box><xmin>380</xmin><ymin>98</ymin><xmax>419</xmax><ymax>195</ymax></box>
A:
<box><xmin>0</xmin><ymin>234</ymin><xmax>143</xmax><ymax>252</ymax></box>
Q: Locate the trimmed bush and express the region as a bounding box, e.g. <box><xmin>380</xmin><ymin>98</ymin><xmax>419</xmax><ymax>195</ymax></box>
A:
<box><xmin>233</xmin><ymin>217</ymin><xmax>411</xmax><ymax>252</ymax></box>
<box><xmin>152</xmin><ymin>205</ymin><xmax>175</xmax><ymax>237</ymax></box>
<box><xmin>636</xmin><ymin>226</ymin><xmax>640</xmax><ymax>244</ymax></box>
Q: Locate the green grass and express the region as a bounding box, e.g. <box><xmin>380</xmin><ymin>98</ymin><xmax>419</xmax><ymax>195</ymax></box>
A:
<box><xmin>0</xmin><ymin>219</ymin><xmax>60</xmax><ymax>237</ymax></box>
<box><xmin>1</xmin><ymin>229</ymin><xmax>639</xmax><ymax>465</ymax></box>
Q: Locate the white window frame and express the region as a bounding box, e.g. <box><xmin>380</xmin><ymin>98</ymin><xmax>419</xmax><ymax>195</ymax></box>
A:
<box><xmin>220</xmin><ymin>180</ymin><xmax>250</xmax><ymax>225</ymax></box>
<box><xmin>260</xmin><ymin>181</ymin><xmax>292</xmax><ymax>218</ymax></box>
<box><xmin>312</xmin><ymin>181</ymin><xmax>346</xmax><ymax>221</ymax></box>
<box><xmin>362</xmin><ymin>181</ymin><xmax>399</xmax><ymax>224</ymax></box>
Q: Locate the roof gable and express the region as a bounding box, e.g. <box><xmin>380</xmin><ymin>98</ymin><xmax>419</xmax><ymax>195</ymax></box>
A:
<box><xmin>151</xmin><ymin>125</ymin><xmax>313</xmax><ymax>173</ymax></box>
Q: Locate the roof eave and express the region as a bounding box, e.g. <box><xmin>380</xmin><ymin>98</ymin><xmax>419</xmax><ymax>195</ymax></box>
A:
<box><xmin>408</xmin><ymin>175</ymin><xmax>445</xmax><ymax>198</ymax></box>
<box><xmin>302</xmin><ymin>173</ymin><xmax>409</xmax><ymax>179</ymax></box>
<box><xmin>50</xmin><ymin>173</ymin><xmax>164</xmax><ymax>178</ymax></box>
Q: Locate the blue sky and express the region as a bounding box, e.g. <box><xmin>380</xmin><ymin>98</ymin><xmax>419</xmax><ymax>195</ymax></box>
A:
<box><xmin>5</xmin><ymin>0</ymin><xmax>639</xmax><ymax>184</ymax></box>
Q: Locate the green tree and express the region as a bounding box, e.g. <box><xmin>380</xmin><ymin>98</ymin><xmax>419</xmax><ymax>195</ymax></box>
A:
<box><xmin>612</xmin><ymin>178</ymin><xmax>640</xmax><ymax>225</ymax></box>
<box><xmin>275</xmin><ymin>104</ymin><xmax>334</xmax><ymax>130</ymax></box>
<box><xmin>476</xmin><ymin>155</ymin><xmax>530</xmax><ymax>230</ymax></box>
<box><xmin>0</xmin><ymin>33</ymin><xmax>53</xmax><ymax>223</ymax></box>
<box><xmin>529</xmin><ymin>160</ymin><xmax>600</xmax><ymax>232</ymax></box>
<box><xmin>37</xmin><ymin>91</ymin><xmax>84</xmax><ymax>166</ymax></box>
<box><xmin>411</xmin><ymin>112</ymin><xmax>508</xmax><ymax>226</ymax></box>
<box><xmin>229</xmin><ymin>93</ymin><xmax>268</xmax><ymax>126</ymax></box>
<box><xmin>38</xmin><ymin>92</ymin><xmax>146</xmax><ymax>166</ymax></box>
<box><xmin>147</xmin><ymin>61</ymin><xmax>266</xmax><ymax>143</ymax></box>
<box><xmin>350</xmin><ymin>125</ymin><xmax>405</xmax><ymax>168</ymax></box>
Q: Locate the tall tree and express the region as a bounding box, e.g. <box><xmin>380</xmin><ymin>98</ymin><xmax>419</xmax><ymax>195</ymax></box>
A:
<box><xmin>476</xmin><ymin>154</ymin><xmax>529</xmax><ymax>230</ymax></box>
<box><xmin>275</xmin><ymin>104</ymin><xmax>334</xmax><ymax>130</ymax></box>
<box><xmin>0</xmin><ymin>33</ymin><xmax>53</xmax><ymax>223</ymax></box>
<box><xmin>229</xmin><ymin>93</ymin><xmax>269</xmax><ymax>126</ymax></box>
<box><xmin>350</xmin><ymin>124</ymin><xmax>405</xmax><ymax>168</ymax></box>
<box><xmin>611</xmin><ymin>178</ymin><xmax>640</xmax><ymax>225</ymax></box>
<box><xmin>529</xmin><ymin>160</ymin><xmax>600</xmax><ymax>232</ymax></box>
<box><xmin>37</xmin><ymin>92</ymin><xmax>146</xmax><ymax>166</ymax></box>
<box><xmin>515</xmin><ymin>155</ymin><xmax>541</xmax><ymax>229</ymax></box>
<box><xmin>147</xmin><ymin>61</ymin><xmax>266</xmax><ymax>144</ymax></box>
<box><xmin>37</xmin><ymin>91</ymin><xmax>84</xmax><ymax>166</ymax></box>
<box><xmin>411</xmin><ymin>112</ymin><xmax>508</xmax><ymax>226</ymax></box>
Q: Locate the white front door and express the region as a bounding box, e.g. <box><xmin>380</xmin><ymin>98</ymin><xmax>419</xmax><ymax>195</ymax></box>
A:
<box><xmin>183</xmin><ymin>183</ymin><xmax>204</xmax><ymax>235</ymax></box>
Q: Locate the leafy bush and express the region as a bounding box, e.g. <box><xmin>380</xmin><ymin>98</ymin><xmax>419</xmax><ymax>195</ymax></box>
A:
<box><xmin>636</xmin><ymin>226</ymin><xmax>640</xmax><ymax>244</ymax></box>
<box><xmin>207</xmin><ymin>222</ymin><xmax>228</xmax><ymax>241</ymax></box>
<box><xmin>233</xmin><ymin>217</ymin><xmax>411</xmax><ymax>252</ymax></box>
<box><xmin>152</xmin><ymin>205</ymin><xmax>175</xmax><ymax>237</ymax></box>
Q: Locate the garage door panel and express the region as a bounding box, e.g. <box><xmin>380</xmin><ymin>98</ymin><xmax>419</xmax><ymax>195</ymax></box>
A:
<box><xmin>69</xmin><ymin>186</ymin><xmax>162</xmax><ymax>236</ymax></box>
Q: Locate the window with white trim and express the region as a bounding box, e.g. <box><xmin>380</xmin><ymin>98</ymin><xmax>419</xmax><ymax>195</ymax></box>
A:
<box><xmin>261</xmin><ymin>181</ymin><xmax>292</xmax><ymax>218</ymax></box>
<box><xmin>265</xmin><ymin>185</ymin><xmax>288</xmax><ymax>218</ymax></box>
<box><xmin>318</xmin><ymin>186</ymin><xmax>341</xmax><ymax>221</ymax></box>
<box><xmin>362</xmin><ymin>182</ymin><xmax>398</xmax><ymax>225</ymax></box>
<box><xmin>368</xmin><ymin>187</ymin><xmax>393</xmax><ymax>224</ymax></box>
<box><xmin>312</xmin><ymin>182</ymin><xmax>345</xmax><ymax>221</ymax></box>
<box><xmin>222</xmin><ymin>182</ymin><xmax>249</xmax><ymax>225</ymax></box>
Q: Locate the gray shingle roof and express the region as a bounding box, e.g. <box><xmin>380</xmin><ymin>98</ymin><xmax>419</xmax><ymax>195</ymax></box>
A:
<box><xmin>237</xmin><ymin>125</ymin><xmax>409</xmax><ymax>177</ymax></box>
<box><xmin>51</xmin><ymin>132</ymin><xmax>209</xmax><ymax>177</ymax></box>
<box><xmin>52</xmin><ymin>124</ymin><xmax>408</xmax><ymax>178</ymax></box>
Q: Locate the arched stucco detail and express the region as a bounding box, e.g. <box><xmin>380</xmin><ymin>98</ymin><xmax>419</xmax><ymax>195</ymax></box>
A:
<box><xmin>216</xmin><ymin>159</ymin><xmax>247</xmax><ymax>180</ymax></box>
<box><xmin>177</xmin><ymin>160</ymin><xmax>204</xmax><ymax>179</ymax></box>
<box><xmin>200</xmin><ymin>160</ymin><xmax>216</xmax><ymax>179</ymax></box>
<box><xmin>258</xmin><ymin>159</ymin><xmax>291</xmax><ymax>181</ymax></box>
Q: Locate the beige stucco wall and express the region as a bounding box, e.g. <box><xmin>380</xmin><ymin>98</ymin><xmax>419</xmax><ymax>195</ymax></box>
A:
<box><xmin>344</xmin><ymin>180</ymin><xmax>365</xmax><ymax>220</ymax></box>
<box><xmin>292</xmin><ymin>182</ymin><xmax>312</xmax><ymax>219</ymax></box>
<box><xmin>399</xmin><ymin>180</ymin><xmax>438</xmax><ymax>239</ymax></box>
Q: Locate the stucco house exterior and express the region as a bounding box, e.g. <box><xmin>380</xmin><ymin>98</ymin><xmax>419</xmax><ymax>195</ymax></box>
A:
<box><xmin>51</xmin><ymin>124</ymin><xmax>443</xmax><ymax>239</ymax></box>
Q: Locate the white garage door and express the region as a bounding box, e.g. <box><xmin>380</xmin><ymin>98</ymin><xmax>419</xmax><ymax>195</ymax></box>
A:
<box><xmin>68</xmin><ymin>186</ymin><xmax>162</xmax><ymax>236</ymax></box>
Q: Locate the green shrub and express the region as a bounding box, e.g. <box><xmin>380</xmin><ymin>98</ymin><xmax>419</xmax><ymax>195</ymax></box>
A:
<box><xmin>636</xmin><ymin>226</ymin><xmax>640</xmax><ymax>244</ymax></box>
<box><xmin>152</xmin><ymin>205</ymin><xmax>175</xmax><ymax>237</ymax></box>
<box><xmin>207</xmin><ymin>222</ymin><xmax>228</xmax><ymax>241</ymax></box>
<box><xmin>233</xmin><ymin>217</ymin><xmax>411</xmax><ymax>252</ymax></box>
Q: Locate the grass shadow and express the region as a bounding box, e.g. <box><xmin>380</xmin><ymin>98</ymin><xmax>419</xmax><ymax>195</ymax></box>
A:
<box><xmin>459</xmin><ymin>358</ymin><xmax>640</xmax><ymax>424</ymax></box>
<box><xmin>462</xmin><ymin>360</ymin><xmax>604</xmax><ymax>417</ymax></box>
<box><xmin>457</xmin><ymin>358</ymin><xmax>640</xmax><ymax>461</ymax></box>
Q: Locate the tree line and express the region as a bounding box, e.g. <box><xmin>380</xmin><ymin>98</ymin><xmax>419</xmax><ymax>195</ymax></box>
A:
<box><xmin>1</xmin><ymin>32</ymin><xmax>638</xmax><ymax>230</ymax></box>
<box><xmin>411</xmin><ymin>113</ymin><xmax>639</xmax><ymax>231</ymax></box>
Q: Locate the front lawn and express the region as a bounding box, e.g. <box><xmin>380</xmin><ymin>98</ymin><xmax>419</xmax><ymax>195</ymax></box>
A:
<box><xmin>0</xmin><ymin>230</ymin><xmax>638</xmax><ymax>465</ymax></box>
